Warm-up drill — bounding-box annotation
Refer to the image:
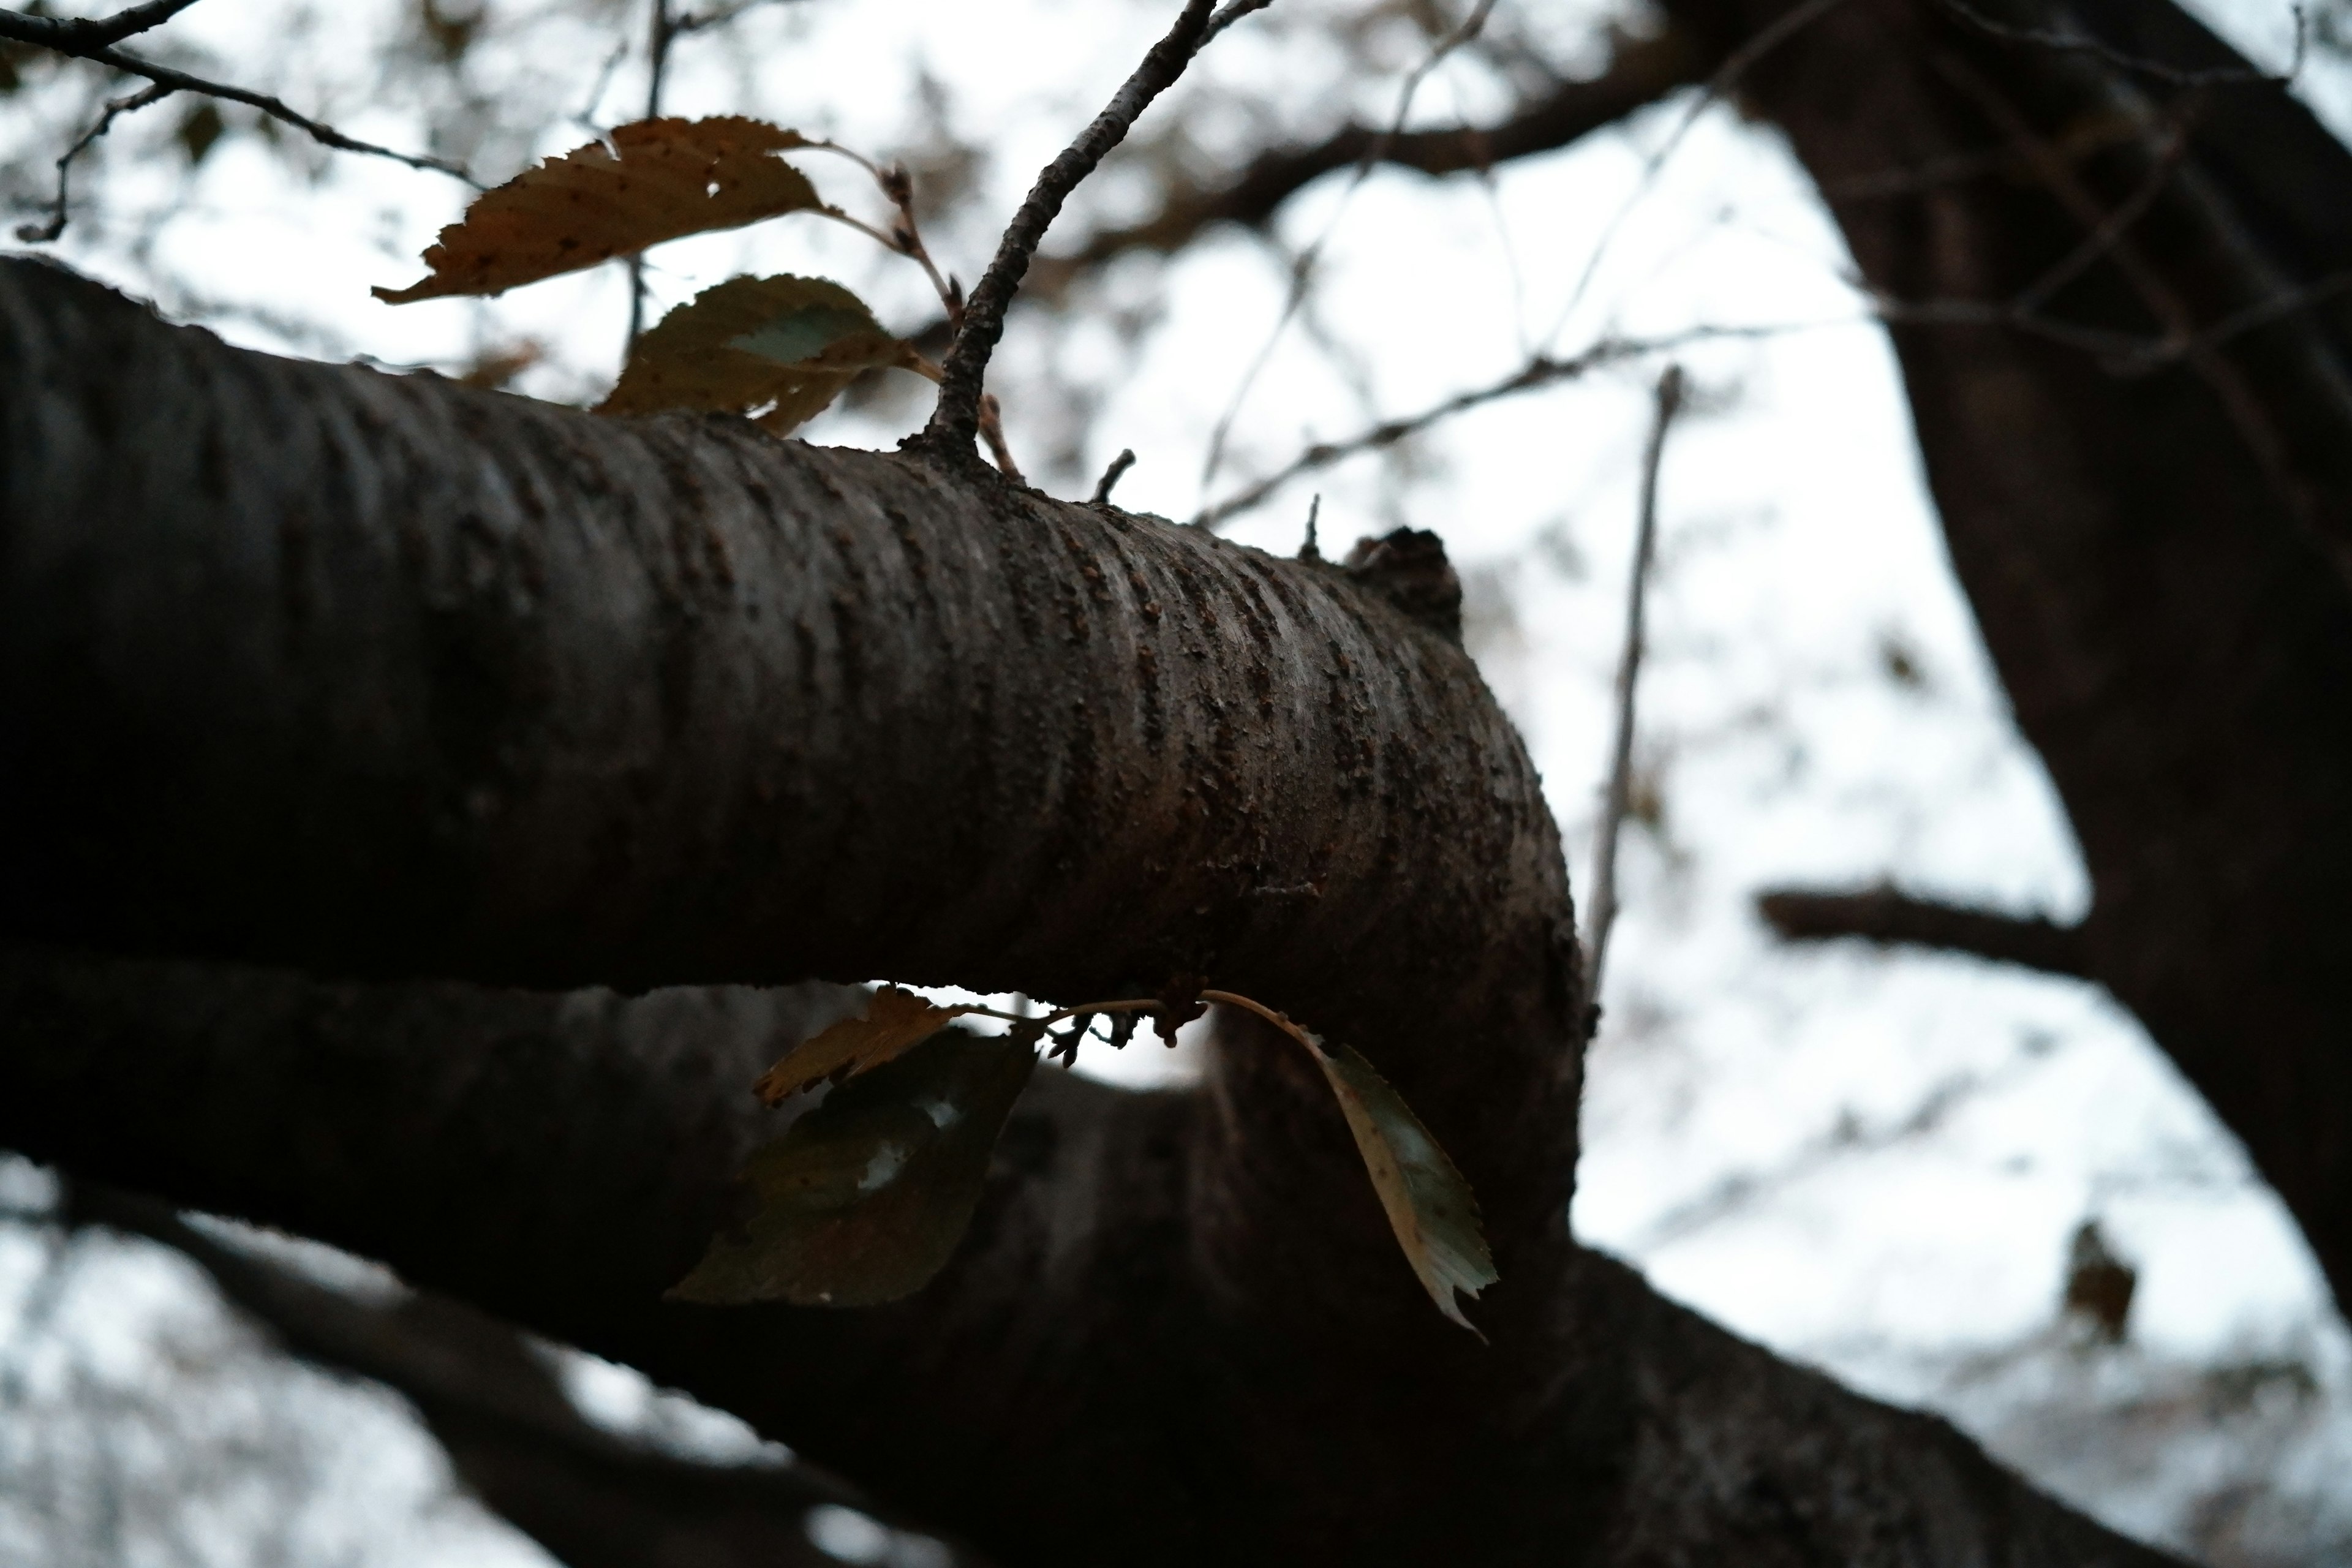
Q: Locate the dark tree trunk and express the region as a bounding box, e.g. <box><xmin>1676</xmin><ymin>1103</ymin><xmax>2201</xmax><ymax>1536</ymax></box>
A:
<box><xmin>0</xmin><ymin>259</ymin><xmax>2176</xmax><ymax>1564</ymax></box>
<box><xmin>1659</xmin><ymin>0</ymin><xmax>2352</xmax><ymax>1309</ymax></box>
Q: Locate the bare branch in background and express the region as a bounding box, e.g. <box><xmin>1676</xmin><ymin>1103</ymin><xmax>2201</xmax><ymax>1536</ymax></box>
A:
<box><xmin>922</xmin><ymin>0</ymin><xmax>1225</xmax><ymax>459</ymax></box>
<box><xmin>1192</xmin><ymin>323</ymin><xmax>1770</xmax><ymax>529</ymax></box>
<box><xmin>1756</xmin><ymin>886</ymin><xmax>2093</xmax><ymax>979</ymax></box>
<box><xmin>1196</xmin><ymin>0</ymin><xmax>1499</xmax><ymax>499</ymax></box>
<box><xmin>1548</xmin><ymin>0</ymin><xmax>1856</xmax><ymax>339</ymax></box>
<box><xmin>1582</xmin><ymin>364</ymin><xmax>1684</xmax><ymax>1006</ymax></box>
<box><xmin>0</xmin><ymin>26</ymin><xmax>474</xmax><ymax>185</ymax></box>
<box><xmin>13</xmin><ymin>81</ymin><xmax>172</xmax><ymax>243</ymax></box>
<box><xmin>1032</xmin><ymin>25</ymin><xmax>1711</xmax><ymax>290</ymax></box>
<box><xmin>1934</xmin><ymin>0</ymin><xmax>2307</xmax><ymax>86</ymax></box>
<box><xmin>0</xmin><ymin>0</ymin><xmax>205</xmax><ymax>52</ymax></box>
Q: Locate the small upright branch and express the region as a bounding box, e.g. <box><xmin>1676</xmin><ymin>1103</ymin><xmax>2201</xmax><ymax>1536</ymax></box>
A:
<box><xmin>624</xmin><ymin>0</ymin><xmax>677</xmax><ymax>352</ymax></box>
<box><xmin>919</xmin><ymin>0</ymin><xmax>1220</xmax><ymax>461</ymax></box>
<box><xmin>1090</xmin><ymin>447</ymin><xmax>1137</xmax><ymax>503</ymax></box>
<box><xmin>1583</xmin><ymin>364</ymin><xmax>1685</xmax><ymax>1003</ymax></box>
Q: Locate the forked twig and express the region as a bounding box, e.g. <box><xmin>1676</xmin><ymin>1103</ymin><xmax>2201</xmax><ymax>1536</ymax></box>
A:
<box><xmin>2</xmin><ymin>24</ymin><xmax>474</xmax><ymax>184</ymax></box>
<box><xmin>14</xmin><ymin>80</ymin><xmax>172</xmax><ymax>243</ymax></box>
<box><xmin>1583</xmin><ymin>364</ymin><xmax>1685</xmax><ymax>1003</ymax></box>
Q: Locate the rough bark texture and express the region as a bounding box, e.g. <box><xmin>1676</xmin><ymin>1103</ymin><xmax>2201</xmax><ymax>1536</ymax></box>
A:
<box><xmin>1649</xmin><ymin>0</ymin><xmax>2352</xmax><ymax>1311</ymax></box>
<box><xmin>0</xmin><ymin>262</ymin><xmax>2176</xmax><ymax>1564</ymax></box>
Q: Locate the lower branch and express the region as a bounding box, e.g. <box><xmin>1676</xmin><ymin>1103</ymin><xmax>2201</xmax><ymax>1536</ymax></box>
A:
<box><xmin>2</xmin><ymin>948</ymin><xmax>2182</xmax><ymax>1567</ymax></box>
<box><xmin>70</xmin><ymin>1182</ymin><xmax>937</xmax><ymax>1568</ymax></box>
<box><xmin>1757</xmin><ymin>886</ymin><xmax>2092</xmax><ymax>979</ymax></box>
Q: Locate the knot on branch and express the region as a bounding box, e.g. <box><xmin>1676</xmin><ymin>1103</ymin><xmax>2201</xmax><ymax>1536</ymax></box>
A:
<box><xmin>1343</xmin><ymin>527</ymin><xmax>1462</xmax><ymax>644</ymax></box>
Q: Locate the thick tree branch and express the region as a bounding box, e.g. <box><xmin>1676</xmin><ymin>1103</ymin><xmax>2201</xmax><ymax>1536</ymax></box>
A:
<box><xmin>1660</xmin><ymin>0</ymin><xmax>2352</xmax><ymax>1310</ymax></box>
<box><xmin>1757</xmin><ymin>886</ymin><xmax>2092</xmax><ymax>978</ymax></box>
<box><xmin>0</xmin><ymin>264</ymin><xmax>2182</xmax><ymax>1564</ymax></box>
<box><xmin>1</xmin><ymin>947</ymin><xmax>2182</xmax><ymax>1568</ymax></box>
<box><xmin>71</xmin><ymin>1182</ymin><xmax>932</xmax><ymax>1568</ymax></box>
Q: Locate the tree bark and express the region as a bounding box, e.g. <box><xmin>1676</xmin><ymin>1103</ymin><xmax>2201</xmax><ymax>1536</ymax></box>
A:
<box><xmin>0</xmin><ymin>261</ymin><xmax>2177</xmax><ymax>1564</ymax></box>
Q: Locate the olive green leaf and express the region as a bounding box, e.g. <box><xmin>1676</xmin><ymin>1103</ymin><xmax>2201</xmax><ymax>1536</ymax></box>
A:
<box><xmin>1303</xmin><ymin>1031</ymin><xmax>1498</xmax><ymax>1333</ymax></box>
<box><xmin>670</xmin><ymin>1029</ymin><xmax>1038</xmax><ymax>1308</ymax></box>
<box><xmin>596</xmin><ymin>273</ymin><xmax>931</xmax><ymax>435</ymax></box>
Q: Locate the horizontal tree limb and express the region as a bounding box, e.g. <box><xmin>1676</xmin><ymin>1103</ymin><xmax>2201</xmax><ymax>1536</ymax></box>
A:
<box><xmin>1</xmin><ymin>948</ymin><xmax>2179</xmax><ymax>1567</ymax></box>
<box><xmin>1756</xmin><ymin>886</ymin><xmax>2091</xmax><ymax>978</ymax></box>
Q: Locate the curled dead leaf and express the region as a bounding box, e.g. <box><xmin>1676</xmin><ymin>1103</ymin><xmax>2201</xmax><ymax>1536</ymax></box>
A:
<box><xmin>375</xmin><ymin>117</ymin><xmax>826</xmax><ymax>304</ymax></box>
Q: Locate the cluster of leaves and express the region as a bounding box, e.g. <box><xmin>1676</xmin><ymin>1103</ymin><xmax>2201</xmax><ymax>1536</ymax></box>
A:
<box><xmin>672</xmin><ymin>984</ymin><xmax>1499</xmax><ymax>1333</ymax></box>
<box><xmin>377</xmin><ymin>115</ymin><xmax>941</xmax><ymax>434</ymax></box>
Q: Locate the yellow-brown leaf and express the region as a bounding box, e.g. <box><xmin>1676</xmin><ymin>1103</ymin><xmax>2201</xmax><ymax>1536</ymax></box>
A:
<box><xmin>375</xmin><ymin>117</ymin><xmax>825</xmax><ymax>304</ymax></box>
<box><xmin>595</xmin><ymin>273</ymin><xmax>927</xmax><ymax>435</ymax></box>
<box><xmin>752</xmin><ymin>986</ymin><xmax>972</xmax><ymax>1107</ymax></box>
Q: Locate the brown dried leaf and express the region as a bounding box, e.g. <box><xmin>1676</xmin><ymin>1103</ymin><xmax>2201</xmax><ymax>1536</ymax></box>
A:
<box><xmin>595</xmin><ymin>273</ymin><xmax>927</xmax><ymax>435</ymax></box>
<box><xmin>374</xmin><ymin>117</ymin><xmax>825</xmax><ymax>303</ymax></box>
<box><xmin>1304</xmin><ymin>1033</ymin><xmax>1498</xmax><ymax>1333</ymax></box>
<box><xmin>752</xmin><ymin>985</ymin><xmax>971</xmax><ymax>1107</ymax></box>
<box><xmin>669</xmin><ymin>1030</ymin><xmax>1037</xmax><ymax>1307</ymax></box>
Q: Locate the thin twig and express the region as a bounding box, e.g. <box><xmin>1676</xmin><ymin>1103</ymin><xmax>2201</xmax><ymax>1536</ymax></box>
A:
<box><xmin>1583</xmin><ymin>364</ymin><xmax>1685</xmax><ymax>1003</ymax></box>
<box><xmin>921</xmin><ymin>0</ymin><xmax>1221</xmax><ymax>459</ymax></box>
<box><xmin>2008</xmin><ymin>100</ymin><xmax>2196</xmax><ymax>316</ymax></box>
<box><xmin>1091</xmin><ymin>447</ymin><xmax>1137</xmax><ymax>502</ymax></box>
<box><xmin>14</xmin><ymin>80</ymin><xmax>172</xmax><ymax>243</ymax></box>
<box><xmin>1546</xmin><ymin>0</ymin><xmax>1854</xmax><ymax>344</ymax></box>
<box><xmin>0</xmin><ymin>0</ymin><xmax>204</xmax><ymax>51</ymax></box>
<box><xmin>1933</xmin><ymin>0</ymin><xmax>2305</xmax><ymax>88</ymax></box>
<box><xmin>1193</xmin><ymin>325</ymin><xmax>1760</xmax><ymax>529</ymax></box>
<box><xmin>625</xmin><ymin>0</ymin><xmax>677</xmax><ymax>353</ymax></box>
<box><xmin>1197</xmin><ymin>0</ymin><xmax>1498</xmax><ymax>500</ymax></box>
<box><xmin>17</xmin><ymin>36</ymin><xmax>473</xmax><ymax>183</ymax></box>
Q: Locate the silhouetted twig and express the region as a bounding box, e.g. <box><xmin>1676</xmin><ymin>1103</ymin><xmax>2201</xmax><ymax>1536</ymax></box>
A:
<box><xmin>14</xmin><ymin>80</ymin><xmax>172</xmax><ymax>243</ymax></box>
<box><xmin>3</xmin><ymin>28</ymin><xmax>473</xmax><ymax>184</ymax></box>
<box><xmin>1583</xmin><ymin>364</ymin><xmax>1684</xmax><ymax>1003</ymax></box>
<box><xmin>922</xmin><ymin>0</ymin><xmax>1221</xmax><ymax>459</ymax></box>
